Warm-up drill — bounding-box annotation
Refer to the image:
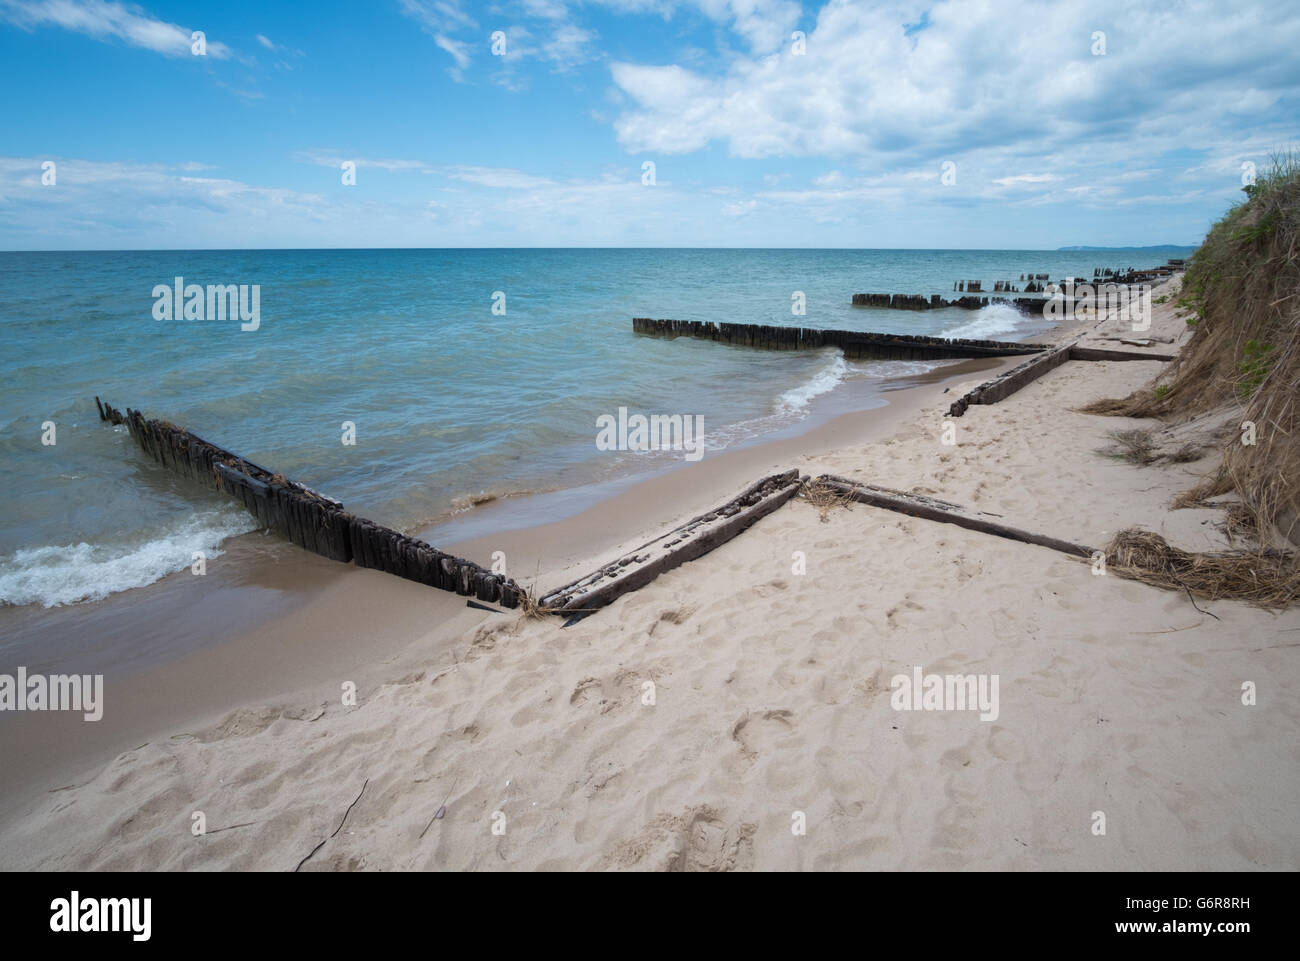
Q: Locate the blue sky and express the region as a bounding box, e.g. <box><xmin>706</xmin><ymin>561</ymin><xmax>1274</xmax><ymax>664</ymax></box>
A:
<box><xmin>1</xmin><ymin>0</ymin><xmax>1297</xmax><ymax>249</ymax></box>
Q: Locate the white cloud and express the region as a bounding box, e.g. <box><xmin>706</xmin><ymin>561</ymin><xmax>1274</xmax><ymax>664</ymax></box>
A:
<box><xmin>543</xmin><ymin>22</ymin><xmax>595</xmax><ymax>67</ymax></box>
<box><xmin>401</xmin><ymin>0</ymin><xmax>601</xmax><ymax>81</ymax></box>
<box><xmin>399</xmin><ymin>0</ymin><xmax>479</xmax><ymax>76</ymax></box>
<box><xmin>694</xmin><ymin>0</ymin><xmax>802</xmax><ymax>53</ymax></box>
<box><xmin>1228</xmin><ymin>88</ymin><xmax>1281</xmax><ymax>114</ymax></box>
<box><xmin>441</xmin><ymin>165</ymin><xmax>556</xmax><ymax>188</ymax></box>
<box><xmin>399</xmin><ymin>0</ymin><xmax>477</xmax><ymax>32</ymax></box>
<box><xmin>992</xmin><ymin>174</ymin><xmax>1060</xmax><ymax>187</ymax></box>
<box><xmin>294</xmin><ymin>150</ymin><xmax>435</xmax><ymax>172</ymax></box>
<box><xmin>0</xmin><ymin>151</ymin><xmax>1228</xmax><ymax>248</ymax></box>
<box><xmin>0</xmin><ymin>0</ymin><xmax>233</xmax><ymax>58</ymax></box>
<box><xmin>435</xmin><ymin>33</ymin><xmax>472</xmax><ymax>72</ymax></box>
<box><xmin>521</xmin><ymin>0</ymin><xmax>569</xmax><ymax>18</ymax></box>
<box><xmin>608</xmin><ymin>0</ymin><xmax>1300</xmax><ymax>179</ymax></box>
<box><xmin>0</xmin><ymin>155</ymin><xmax>327</xmax><ymax>246</ymax></box>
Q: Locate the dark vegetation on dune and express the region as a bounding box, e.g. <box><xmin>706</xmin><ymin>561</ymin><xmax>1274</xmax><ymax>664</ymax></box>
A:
<box><xmin>1087</xmin><ymin>153</ymin><xmax>1300</xmax><ymax>605</ymax></box>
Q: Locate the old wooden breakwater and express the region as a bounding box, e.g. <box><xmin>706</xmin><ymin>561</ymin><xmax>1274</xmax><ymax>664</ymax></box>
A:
<box><xmin>630</xmin><ymin>319</ymin><xmax>1173</xmax><ymax>416</ymax></box>
<box><xmin>851</xmin><ymin>292</ymin><xmax>1049</xmax><ymax>313</ymax></box>
<box><xmin>632</xmin><ymin>317</ymin><xmax>1048</xmax><ymax>361</ymax></box>
<box><xmin>851</xmin><ymin>284</ymin><xmax>1156</xmax><ymax>314</ymax></box>
<box><xmin>945</xmin><ymin>343</ymin><xmax>1178</xmax><ymax>417</ymax></box>
<box><xmin>94</xmin><ymin>398</ymin><xmax>522</xmax><ymax>608</ymax></box>
<box><xmin>540</xmin><ymin>469</ymin><xmax>803</xmax><ymax>615</ymax></box>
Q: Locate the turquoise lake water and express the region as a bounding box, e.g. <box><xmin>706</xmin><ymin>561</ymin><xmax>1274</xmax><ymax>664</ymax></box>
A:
<box><xmin>0</xmin><ymin>247</ymin><xmax>1191</xmax><ymax>606</ymax></box>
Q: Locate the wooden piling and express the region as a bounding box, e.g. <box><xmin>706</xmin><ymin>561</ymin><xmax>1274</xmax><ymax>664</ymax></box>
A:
<box><xmin>95</xmin><ymin>400</ymin><xmax>521</xmax><ymax>608</ymax></box>
<box><xmin>633</xmin><ymin>318</ymin><xmax>1048</xmax><ymax>362</ymax></box>
<box><xmin>946</xmin><ymin>342</ymin><xmax>1178</xmax><ymax>416</ymax></box>
<box><xmin>539</xmin><ymin>469</ymin><xmax>803</xmax><ymax>613</ymax></box>
<box><xmin>1068</xmin><ymin>345</ymin><xmax>1177</xmax><ymax>363</ymax></box>
<box><xmin>947</xmin><ymin>343</ymin><xmax>1075</xmax><ymax>416</ymax></box>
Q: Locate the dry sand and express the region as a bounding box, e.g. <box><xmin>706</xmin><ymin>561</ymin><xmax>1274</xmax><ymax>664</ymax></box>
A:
<box><xmin>3</xmin><ymin>278</ymin><xmax>1297</xmax><ymax>870</ymax></box>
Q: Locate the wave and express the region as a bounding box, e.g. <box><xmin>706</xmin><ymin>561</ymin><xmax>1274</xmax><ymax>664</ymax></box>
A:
<box><xmin>940</xmin><ymin>303</ymin><xmax>1026</xmax><ymax>342</ymax></box>
<box><xmin>861</xmin><ymin>359</ymin><xmax>943</xmax><ymax>379</ymax></box>
<box><xmin>776</xmin><ymin>354</ymin><xmax>849</xmax><ymax>411</ymax></box>
<box><xmin>0</xmin><ymin>509</ymin><xmax>256</xmax><ymax>608</ymax></box>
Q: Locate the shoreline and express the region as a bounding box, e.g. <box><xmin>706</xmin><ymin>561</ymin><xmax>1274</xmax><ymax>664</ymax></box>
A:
<box><xmin>12</xmin><ymin>274</ymin><xmax>1290</xmax><ymax>873</ymax></box>
<box><xmin>7</xmin><ymin>273</ymin><xmax>1299</xmax><ymax>869</ymax></box>
<box><xmin>5</xmin><ymin>270</ymin><xmax>1294</xmax><ymax>873</ymax></box>
<box><xmin>0</xmin><ymin>352</ymin><xmax>1015</xmax><ymax>819</ymax></box>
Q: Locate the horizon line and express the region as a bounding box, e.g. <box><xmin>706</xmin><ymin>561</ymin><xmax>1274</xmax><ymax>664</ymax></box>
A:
<box><xmin>0</xmin><ymin>244</ymin><xmax>1201</xmax><ymax>254</ymax></box>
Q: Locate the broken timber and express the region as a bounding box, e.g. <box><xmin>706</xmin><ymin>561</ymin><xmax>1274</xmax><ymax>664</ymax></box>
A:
<box><xmin>95</xmin><ymin>398</ymin><xmax>522</xmax><ymax>608</ymax></box>
<box><xmin>539</xmin><ymin>469</ymin><xmax>803</xmax><ymax>614</ymax></box>
<box><xmin>815</xmin><ymin>475</ymin><xmax>1094</xmax><ymax>558</ymax></box>
<box><xmin>946</xmin><ymin>343</ymin><xmax>1177</xmax><ymax>417</ymax></box>
<box><xmin>632</xmin><ymin>317</ymin><xmax>1048</xmax><ymax>362</ymax></box>
<box><xmin>1068</xmin><ymin>345</ymin><xmax>1177</xmax><ymax>363</ymax></box>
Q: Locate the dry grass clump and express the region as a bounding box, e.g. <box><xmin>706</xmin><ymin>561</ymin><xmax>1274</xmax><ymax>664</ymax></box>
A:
<box><xmin>799</xmin><ymin>478</ymin><xmax>856</xmax><ymax>522</ymax></box>
<box><xmin>1218</xmin><ymin>502</ymin><xmax>1260</xmax><ymax>544</ymax></box>
<box><xmin>1080</xmin><ymin>394</ymin><xmax>1156</xmax><ymax>417</ymax></box>
<box><xmin>1171</xmin><ymin>470</ymin><xmax>1235</xmax><ymax>509</ymax></box>
<box><xmin>1081</xmin><ymin>151</ymin><xmax>1300</xmax><ymax>552</ymax></box>
<box><xmin>1100</xmin><ymin>428</ymin><xmax>1159</xmax><ymax>465</ymax></box>
<box><xmin>1105</xmin><ymin>529</ymin><xmax>1299</xmax><ymax>607</ymax></box>
<box><xmin>1098</xmin><ymin>429</ymin><xmax>1205</xmax><ymax>467</ymax></box>
<box><xmin>515</xmin><ymin>587</ymin><xmax>553</xmax><ymax>620</ymax></box>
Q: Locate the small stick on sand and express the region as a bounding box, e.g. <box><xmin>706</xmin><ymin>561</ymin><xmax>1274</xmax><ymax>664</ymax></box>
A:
<box><xmin>203</xmin><ymin>820</ymin><xmax>261</xmax><ymax>836</ymax></box>
<box><xmin>294</xmin><ymin>778</ymin><xmax>369</xmax><ymax>872</ymax></box>
<box><xmin>420</xmin><ymin>778</ymin><xmax>459</xmax><ymax>840</ymax></box>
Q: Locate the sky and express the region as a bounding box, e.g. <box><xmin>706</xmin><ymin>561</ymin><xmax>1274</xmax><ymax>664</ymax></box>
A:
<box><xmin>0</xmin><ymin>0</ymin><xmax>1297</xmax><ymax>249</ymax></box>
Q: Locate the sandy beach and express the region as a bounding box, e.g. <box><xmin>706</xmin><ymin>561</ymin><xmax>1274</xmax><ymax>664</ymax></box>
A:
<box><xmin>4</xmin><ymin>274</ymin><xmax>1296</xmax><ymax>871</ymax></box>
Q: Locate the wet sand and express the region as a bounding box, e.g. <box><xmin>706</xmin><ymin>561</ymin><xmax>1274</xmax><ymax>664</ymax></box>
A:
<box><xmin>0</xmin><ymin>355</ymin><xmax>1010</xmax><ymax>819</ymax></box>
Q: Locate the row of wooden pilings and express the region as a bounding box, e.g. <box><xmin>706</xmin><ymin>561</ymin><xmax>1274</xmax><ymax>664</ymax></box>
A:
<box><xmin>631</xmin><ymin>317</ymin><xmax>1048</xmax><ymax>360</ymax></box>
<box><xmin>95</xmin><ymin>398</ymin><xmax>522</xmax><ymax>608</ymax></box>
<box><xmin>851</xmin><ymin>292</ymin><xmax>1030</xmax><ymax>311</ymax></box>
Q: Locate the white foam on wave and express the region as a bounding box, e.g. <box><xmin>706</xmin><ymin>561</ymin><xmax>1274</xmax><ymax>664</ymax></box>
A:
<box><xmin>0</xmin><ymin>509</ymin><xmax>256</xmax><ymax>608</ymax></box>
<box><xmin>941</xmin><ymin>302</ymin><xmax>1025</xmax><ymax>342</ymax></box>
<box><xmin>861</xmin><ymin>359</ymin><xmax>943</xmax><ymax>379</ymax></box>
<box><xmin>776</xmin><ymin>354</ymin><xmax>849</xmax><ymax>412</ymax></box>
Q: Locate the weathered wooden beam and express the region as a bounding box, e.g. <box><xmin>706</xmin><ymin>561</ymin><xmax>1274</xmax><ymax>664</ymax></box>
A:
<box><xmin>946</xmin><ymin>342</ymin><xmax>1179</xmax><ymax>416</ymax></box>
<box><xmin>95</xmin><ymin>399</ymin><xmax>520</xmax><ymax>607</ymax></box>
<box><xmin>1068</xmin><ymin>345</ymin><xmax>1177</xmax><ymax>363</ymax></box>
<box><xmin>632</xmin><ymin>318</ymin><xmax>1048</xmax><ymax>361</ymax></box>
<box><xmin>540</xmin><ymin>469</ymin><xmax>804</xmax><ymax>614</ymax></box>
<box><xmin>816</xmin><ymin>475</ymin><xmax>1094</xmax><ymax>558</ymax></box>
<box><xmin>948</xmin><ymin>342</ymin><xmax>1075</xmax><ymax>417</ymax></box>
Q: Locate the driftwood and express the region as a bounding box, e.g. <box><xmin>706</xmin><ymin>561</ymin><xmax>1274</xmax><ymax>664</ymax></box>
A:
<box><xmin>1068</xmin><ymin>345</ymin><xmax>1177</xmax><ymax>363</ymax></box>
<box><xmin>947</xmin><ymin>343</ymin><xmax>1074</xmax><ymax>416</ymax></box>
<box><xmin>946</xmin><ymin>343</ymin><xmax>1178</xmax><ymax>416</ymax></box>
<box><xmin>815</xmin><ymin>475</ymin><xmax>1094</xmax><ymax>558</ymax></box>
<box><xmin>95</xmin><ymin>398</ymin><xmax>521</xmax><ymax>608</ymax></box>
<box><xmin>540</xmin><ymin>469</ymin><xmax>804</xmax><ymax>613</ymax></box>
<box><xmin>632</xmin><ymin>318</ymin><xmax>1048</xmax><ymax>362</ymax></box>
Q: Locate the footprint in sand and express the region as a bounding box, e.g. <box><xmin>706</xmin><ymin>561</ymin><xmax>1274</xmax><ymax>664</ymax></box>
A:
<box><xmin>569</xmin><ymin>677</ymin><xmax>601</xmax><ymax>706</ymax></box>
<box><xmin>604</xmin><ymin>805</ymin><xmax>756</xmax><ymax>872</ymax></box>
<box><xmin>730</xmin><ymin>709</ymin><xmax>795</xmax><ymax>763</ymax></box>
